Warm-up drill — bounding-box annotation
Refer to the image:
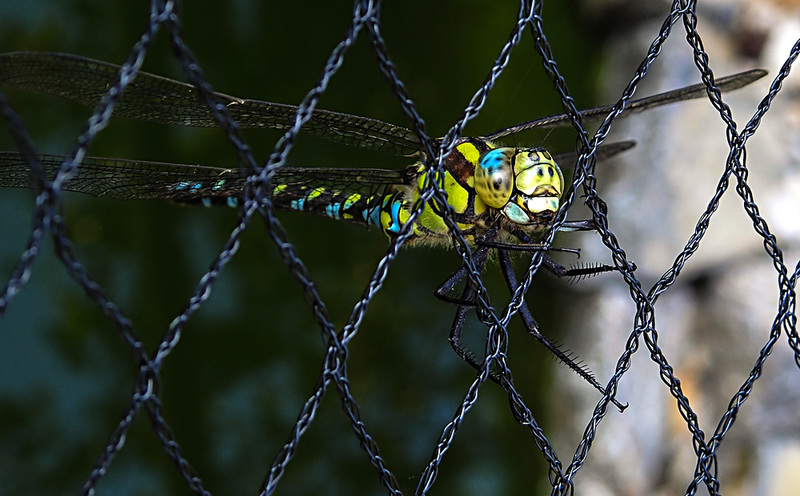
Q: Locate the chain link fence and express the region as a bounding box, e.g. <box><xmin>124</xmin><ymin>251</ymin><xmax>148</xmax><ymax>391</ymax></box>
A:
<box><xmin>1</xmin><ymin>0</ymin><xmax>799</xmax><ymax>495</ymax></box>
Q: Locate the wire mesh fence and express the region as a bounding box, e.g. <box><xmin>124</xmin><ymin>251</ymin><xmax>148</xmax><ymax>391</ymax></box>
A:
<box><xmin>0</xmin><ymin>0</ymin><xmax>799</xmax><ymax>495</ymax></box>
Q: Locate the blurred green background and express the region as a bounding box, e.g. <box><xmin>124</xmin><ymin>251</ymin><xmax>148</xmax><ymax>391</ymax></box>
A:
<box><xmin>0</xmin><ymin>1</ymin><xmax>608</xmax><ymax>494</ymax></box>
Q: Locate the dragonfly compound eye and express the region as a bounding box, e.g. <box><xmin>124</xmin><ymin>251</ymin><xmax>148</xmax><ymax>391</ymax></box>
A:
<box><xmin>475</xmin><ymin>148</ymin><xmax>515</xmax><ymax>208</ymax></box>
<box><xmin>506</xmin><ymin>149</ymin><xmax>565</xmax><ymax>224</ymax></box>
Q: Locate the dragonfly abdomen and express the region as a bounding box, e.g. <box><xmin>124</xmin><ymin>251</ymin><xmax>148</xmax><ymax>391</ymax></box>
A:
<box><xmin>270</xmin><ymin>182</ymin><xmax>395</xmax><ymax>230</ymax></box>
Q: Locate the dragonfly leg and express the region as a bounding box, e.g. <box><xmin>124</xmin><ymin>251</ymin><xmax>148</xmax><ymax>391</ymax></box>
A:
<box><xmin>433</xmin><ymin>225</ymin><xmax>499</xmax><ymax>307</ymax></box>
<box><xmin>505</xmin><ymin>222</ymin><xmax>621</xmax><ymax>281</ymax></box>
<box><xmin>434</xmin><ymin>244</ymin><xmax>533</xmax><ymax>388</ymax></box>
<box><xmin>540</xmin><ymin>254</ymin><xmax>617</xmax><ymax>280</ymax></box>
<box><xmin>497</xmin><ymin>250</ymin><xmax>627</xmax><ymax>411</ymax></box>
<box><xmin>433</xmin><ymin>226</ymin><xmax>627</xmax><ymax>406</ymax></box>
<box><xmin>435</xmin><ymin>245</ymin><xmax>494</xmax><ymax>373</ymax></box>
<box><xmin>433</xmin><ymin>251</ymin><xmax>613</xmax><ymax>305</ymax></box>
<box><xmin>434</xmin><ymin>262</ymin><xmax>475</xmax><ymax>306</ymax></box>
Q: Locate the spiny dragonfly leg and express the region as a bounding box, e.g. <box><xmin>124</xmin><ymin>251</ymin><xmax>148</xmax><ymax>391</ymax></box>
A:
<box><xmin>504</xmin><ymin>222</ymin><xmax>620</xmax><ymax>280</ymax></box>
<box><xmin>433</xmin><ymin>221</ymin><xmax>627</xmax><ymax>409</ymax></box>
<box><xmin>540</xmin><ymin>254</ymin><xmax>617</xmax><ymax>280</ymax></box>
<box><xmin>434</xmin><ymin>244</ymin><xmax>494</xmax><ymax>375</ymax></box>
<box><xmin>433</xmin><ymin>244</ymin><xmax>593</xmax><ymax>390</ymax></box>
<box><xmin>497</xmin><ymin>249</ymin><xmax>627</xmax><ymax>411</ymax></box>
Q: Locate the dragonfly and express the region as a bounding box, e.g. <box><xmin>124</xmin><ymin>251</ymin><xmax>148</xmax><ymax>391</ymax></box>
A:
<box><xmin>0</xmin><ymin>52</ymin><xmax>766</xmax><ymax>405</ymax></box>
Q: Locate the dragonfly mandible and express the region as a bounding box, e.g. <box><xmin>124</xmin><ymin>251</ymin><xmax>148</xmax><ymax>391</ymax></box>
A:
<box><xmin>0</xmin><ymin>52</ymin><xmax>766</xmax><ymax>404</ymax></box>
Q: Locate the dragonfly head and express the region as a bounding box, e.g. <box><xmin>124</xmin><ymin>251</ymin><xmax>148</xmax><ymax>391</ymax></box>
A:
<box><xmin>475</xmin><ymin>147</ymin><xmax>564</xmax><ymax>225</ymax></box>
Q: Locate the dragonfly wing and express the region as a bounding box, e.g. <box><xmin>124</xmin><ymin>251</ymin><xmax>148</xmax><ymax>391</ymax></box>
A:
<box><xmin>0</xmin><ymin>152</ymin><xmax>246</xmax><ymax>202</ymax></box>
<box><xmin>485</xmin><ymin>69</ymin><xmax>767</xmax><ymax>140</ymax></box>
<box><xmin>0</xmin><ymin>52</ymin><xmax>423</xmax><ymax>156</ymax></box>
<box><xmin>268</xmin><ymin>166</ymin><xmax>412</xmax><ymax>188</ymax></box>
<box><xmin>551</xmin><ymin>140</ymin><xmax>636</xmax><ymax>167</ymax></box>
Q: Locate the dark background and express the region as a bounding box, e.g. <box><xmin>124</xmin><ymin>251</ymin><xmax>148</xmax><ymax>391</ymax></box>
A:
<box><xmin>0</xmin><ymin>1</ymin><xmax>610</xmax><ymax>494</ymax></box>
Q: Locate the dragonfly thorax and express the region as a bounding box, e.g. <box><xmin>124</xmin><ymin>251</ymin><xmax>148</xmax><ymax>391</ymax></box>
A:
<box><xmin>475</xmin><ymin>147</ymin><xmax>564</xmax><ymax>226</ymax></box>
